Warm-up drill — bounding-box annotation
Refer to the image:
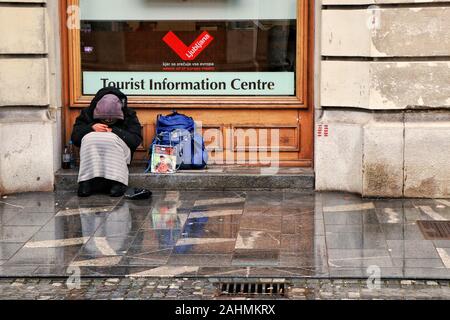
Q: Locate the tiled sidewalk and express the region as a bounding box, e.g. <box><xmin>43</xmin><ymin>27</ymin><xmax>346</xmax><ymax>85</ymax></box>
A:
<box><xmin>0</xmin><ymin>191</ymin><xmax>450</xmax><ymax>279</ymax></box>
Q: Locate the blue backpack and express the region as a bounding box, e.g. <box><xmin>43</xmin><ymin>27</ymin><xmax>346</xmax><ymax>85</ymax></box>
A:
<box><xmin>144</xmin><ymin>111</ymin><xmax>208</xmax><ymax>173</ymax></box>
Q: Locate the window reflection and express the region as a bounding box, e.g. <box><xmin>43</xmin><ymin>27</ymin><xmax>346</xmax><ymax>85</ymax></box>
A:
<box><xmin>81</xmin><ymin>20</ymin><xmax>296</xmax><ymax>73</ymax></box>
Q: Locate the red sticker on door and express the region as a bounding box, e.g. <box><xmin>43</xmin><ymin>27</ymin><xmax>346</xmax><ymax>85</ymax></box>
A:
<box><xmin>163</xmin><ymin>31</ymin><xmax>214</xmax><ymax>61</ymax></box>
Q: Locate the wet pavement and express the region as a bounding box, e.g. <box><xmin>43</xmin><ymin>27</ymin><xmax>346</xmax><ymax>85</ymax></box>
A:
<box><xmin>1</xmin><ymin>191</ymin><xmax>450</xmax><ymax>279</ymax></box>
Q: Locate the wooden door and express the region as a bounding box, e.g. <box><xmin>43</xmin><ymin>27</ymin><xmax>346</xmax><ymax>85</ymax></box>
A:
<box><xmin>61</xmin><ymin>0</ymin><xmax>314</xmax><ymax>167</ymax></box>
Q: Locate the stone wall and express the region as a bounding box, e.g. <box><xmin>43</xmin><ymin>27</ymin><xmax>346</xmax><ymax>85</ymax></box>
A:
<box><xmin>316</xmin><ymin>0</ymin><xmax>450</xmax><ymax>197</ymax></box>
<box><xmin>0</xmin><ymin>0</ymin><xmax>61</xmax><ymax>195</ymax></box>
<box><xmin>1</xmin><ymin>0</ymin><xmax>449</xmax><ymax>198</ymax></box>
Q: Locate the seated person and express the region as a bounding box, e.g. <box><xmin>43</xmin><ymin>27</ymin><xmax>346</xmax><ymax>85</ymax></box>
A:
<box><xmin>71</xmin><ymin>87</ymin><xmax>143</xmax><ymax>197</ymax></box>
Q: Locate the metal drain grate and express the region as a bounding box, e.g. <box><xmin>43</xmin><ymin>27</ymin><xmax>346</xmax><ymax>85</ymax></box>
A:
<box><xmin>217</xmin><ymin>282</ymin><xmax>287</xmax><ymax>297</ymax></box>
<box><xmin>417</xmin><ymin>220</ymin><xmax>450</xmax><ymax>240</ymax></box>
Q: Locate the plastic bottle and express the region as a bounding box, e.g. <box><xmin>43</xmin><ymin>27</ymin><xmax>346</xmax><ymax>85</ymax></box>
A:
<box><xmin>69</xmin><ymin>140</ymin><xmax>76</xmax><ymax>169</ymax></box>
<box><xmin>62</xmin><ymin>145</ymin><xmax>71</xmax><ymax>169</ymax></box>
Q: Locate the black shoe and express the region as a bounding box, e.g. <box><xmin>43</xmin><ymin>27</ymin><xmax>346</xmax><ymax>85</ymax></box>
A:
<box><xmin>110</xmin><ymin>182</ymin><xmax>127</xmax><ymax>197</ymax></box>
<box><xmin>77</xmin><ymin>181</ymin><xmax>92</xmax><ymax>197</ymax></box>
<box><xmin>124</xmin><ymin>188</ymin><xmax>152</xmax><ymax>200</ymax></box>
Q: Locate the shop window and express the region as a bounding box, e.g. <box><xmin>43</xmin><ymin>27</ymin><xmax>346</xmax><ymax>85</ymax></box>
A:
<box><xmin>65</xmin><ymin>0</ymin><xmax>308</xmax><ymax>104</ymax></box>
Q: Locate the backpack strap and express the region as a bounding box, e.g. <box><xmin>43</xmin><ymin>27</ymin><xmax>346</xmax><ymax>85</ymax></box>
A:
<box><xmin>156</xmin><ymin>114</ymin><xmax>162</xmax><ymax>134</ymax></box>
<box><xmin>144</xmin><ymin>138</ymin><xmax>157</xmax><ymax>173</ymax></box>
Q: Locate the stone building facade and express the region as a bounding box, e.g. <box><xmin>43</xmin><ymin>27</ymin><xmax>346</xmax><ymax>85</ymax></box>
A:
<box><xmin>0</xmin><ymin>0</ymin><xmax>62</xmax><ymax>195</ymax></box>
<box><xmin>0</xmin><ymin>0</ymin><xmax>449</xmax><ymax>197</ymax></box>
<box><xmin>316</xmin><ymin>0</ymin><xmax>450</xmax><ymax>197</ymax></box>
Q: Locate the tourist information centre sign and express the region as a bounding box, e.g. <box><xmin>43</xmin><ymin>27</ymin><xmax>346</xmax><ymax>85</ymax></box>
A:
<box><xmin>83</xmin><ymin>72</ymin><xmax>295</xmax><ymax>96</ymax></box>
<box><xmin>79</xmin><ymin>0</ymin><xmax>297</xmax><ymax>96</ymax></box>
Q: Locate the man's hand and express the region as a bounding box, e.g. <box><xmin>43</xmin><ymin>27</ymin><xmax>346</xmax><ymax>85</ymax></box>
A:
<box><xmin>92</xmin><ymin>123</ymin><xmax>111</xmax><ymax>132</ymax></box>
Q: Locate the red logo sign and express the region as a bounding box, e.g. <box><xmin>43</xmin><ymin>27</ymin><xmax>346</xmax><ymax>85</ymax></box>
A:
<box><xmin>163</xmin><ymin>31</ymin><xmax>214</xmax><ymax>61</ymax></box>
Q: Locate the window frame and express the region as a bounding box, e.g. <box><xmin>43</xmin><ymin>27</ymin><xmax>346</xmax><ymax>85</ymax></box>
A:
<box><xmin>61</xmin><ymin>0</ymin><xmax>309</xmax><ymax>109</ymax></box>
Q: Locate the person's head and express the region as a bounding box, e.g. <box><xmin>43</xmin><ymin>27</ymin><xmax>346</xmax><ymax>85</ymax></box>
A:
<box><xmin>93</xmin><ymin>94</ymin><xmax>124</xmax><ymax>125</ymax></box>
<box><xmin>160</xmin><ymin>155</ymin><xmax>166</xmax><ymax>164</ymax></box>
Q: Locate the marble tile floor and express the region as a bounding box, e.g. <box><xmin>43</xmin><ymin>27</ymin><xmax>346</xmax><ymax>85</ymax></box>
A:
<box><xmin>0</xmin><ymin>191</ymin><xmax>450</xmax><ymax>279</ymax></box>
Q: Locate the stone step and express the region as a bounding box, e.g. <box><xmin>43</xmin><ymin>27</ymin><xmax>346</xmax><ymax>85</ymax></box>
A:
<box><xmin>55</xmin><ymin>167</ymin><xmax>315</xmax><ymax>191</ymax></box>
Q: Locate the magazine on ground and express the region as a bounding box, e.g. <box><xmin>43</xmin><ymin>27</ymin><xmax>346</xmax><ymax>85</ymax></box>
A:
<box><xmin>151</xmin><ymin>144</ymin><xmax>177</xmax><ymax>174</ymax></box>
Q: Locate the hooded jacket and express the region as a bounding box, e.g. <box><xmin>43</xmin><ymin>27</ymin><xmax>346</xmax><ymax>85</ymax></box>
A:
<box><xmin>71</xmin><ymin>87</ymin><xmax>143</xmax><ymax>157</ymax></box>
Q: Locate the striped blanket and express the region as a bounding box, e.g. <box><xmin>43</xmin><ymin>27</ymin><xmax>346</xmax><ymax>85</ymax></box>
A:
<box><xmin>78</xmin><ymin>132</ymin><xmax>131</xmax><ymax>186</ymax></box>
